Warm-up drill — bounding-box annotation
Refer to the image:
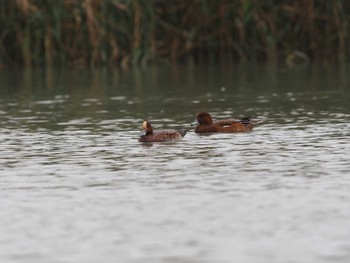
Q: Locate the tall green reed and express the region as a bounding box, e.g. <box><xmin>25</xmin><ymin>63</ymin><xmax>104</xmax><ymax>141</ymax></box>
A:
<box><xmin>0</xmin><ymin>0</ymin><xmax>349</xmax><ymax>68</ymax></box>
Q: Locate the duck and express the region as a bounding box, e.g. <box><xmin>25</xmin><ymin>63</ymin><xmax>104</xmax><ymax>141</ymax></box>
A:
<box><xmin>191</xmin><ymin>111</ymin><xmax>257</xmax><ymax>133</ymax></box>
<box><xmin>138</xmin><ymin>121</ymin><xmax>189</xmax><ymax>142</ymax></box>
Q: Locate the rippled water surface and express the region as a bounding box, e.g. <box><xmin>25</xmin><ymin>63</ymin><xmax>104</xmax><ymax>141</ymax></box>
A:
<box><xmin>1</xmin><ymin>64</ymin><xmax>350</xmax><ymax>263</ymax></box>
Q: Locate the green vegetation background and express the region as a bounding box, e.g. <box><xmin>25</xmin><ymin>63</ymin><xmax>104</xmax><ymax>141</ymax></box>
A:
<box><xmin>1</xmin><ymin>0</ymin><xmax>349</xmax><ymax>68</ymax></box>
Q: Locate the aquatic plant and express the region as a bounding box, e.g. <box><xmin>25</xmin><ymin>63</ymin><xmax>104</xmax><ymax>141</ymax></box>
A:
<box><xmin>0</xmin><ymin>0</ymin><xmax>349</xmax><ymax>67</ymax></box>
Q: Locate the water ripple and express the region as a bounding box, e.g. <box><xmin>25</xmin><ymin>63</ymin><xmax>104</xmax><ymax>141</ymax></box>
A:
<box><xmin>1</xmin><ymin>88</ymin><xmax>350</xmax><ymax>263</ymax></box>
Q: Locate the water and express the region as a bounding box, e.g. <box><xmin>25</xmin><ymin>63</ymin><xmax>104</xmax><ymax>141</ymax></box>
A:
<box><xmin>1</xmin><ymin>64</ymin><xmax>350</xmax><ymax>263</ymax></box>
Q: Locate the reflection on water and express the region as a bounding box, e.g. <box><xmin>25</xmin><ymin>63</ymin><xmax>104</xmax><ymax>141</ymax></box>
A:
<box><xmin>1</xmin><ymin>64</ymin><xmax>350</xmax><ymax>263</ymax></box>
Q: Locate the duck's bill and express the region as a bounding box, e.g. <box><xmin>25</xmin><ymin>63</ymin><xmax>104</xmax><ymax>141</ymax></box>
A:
<box><xmin>191</xmin><ymin>119</ymin><xmax>199</xmax><ymax>126</ymax></box>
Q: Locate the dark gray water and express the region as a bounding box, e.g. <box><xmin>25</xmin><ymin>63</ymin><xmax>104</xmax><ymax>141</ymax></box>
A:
<box><xmin>1</xmin><ymin>64</ymin><xmax>350</xmax><ymax>263</ymax></box>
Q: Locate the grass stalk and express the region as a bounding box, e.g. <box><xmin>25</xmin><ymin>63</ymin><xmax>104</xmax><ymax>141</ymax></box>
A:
<box><xmin>0</xmin><ymin>0</ymin><xmax>349</xmax><ymax>67</ymax></box>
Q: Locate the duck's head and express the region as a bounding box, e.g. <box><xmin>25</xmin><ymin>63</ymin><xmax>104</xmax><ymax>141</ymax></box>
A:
<box><xmin>139</xmin><ymin>121</ymin><xmax>153</xmax><ymax>135</ymax></box>
<box><xmin>191</xmin><ymin>112</ymin><xmax>213</xmax><ymax>126</ymax></box>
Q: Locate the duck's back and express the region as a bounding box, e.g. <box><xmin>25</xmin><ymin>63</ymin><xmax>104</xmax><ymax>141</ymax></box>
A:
<box><xmin>195</xmin><ymin>118</ymin><xmax>254</xmax><ymax>133</ymax></box>
<box><xmin>139</xmin><ymin>129</ymin><xmax>184</xmax><ymax>142</ymax></box>
<box><xmin>214</xmin><ymin>119</ymin><xmax>254</xmax><ymax>132</ymax></box>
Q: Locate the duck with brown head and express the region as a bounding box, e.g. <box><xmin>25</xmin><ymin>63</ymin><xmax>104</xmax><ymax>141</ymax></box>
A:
<box><xmin>191</xmin><ymin>111</ymin><xmax>258</xmax><ymax>133</ymax></box>
<box><xmin>138</xmin><ymin>121</ymin><xmax>189</xmax><ymax>142</ymax></box>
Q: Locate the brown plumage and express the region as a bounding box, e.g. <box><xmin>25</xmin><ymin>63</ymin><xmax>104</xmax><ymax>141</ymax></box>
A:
<box><xmin>138</xmin><ymin>121</ymin><xmax>189</xmax><ymax>142</ymax></box>
<box><xmin>191</xmin><ymin>111</ymin><xmax>256</xmax><ymax>133</ymax></box>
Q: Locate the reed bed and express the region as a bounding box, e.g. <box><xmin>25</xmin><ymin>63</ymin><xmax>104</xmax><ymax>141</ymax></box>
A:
<box><xmin>0</xmin><ymin>0</ymin><xmax>349</xmax><ymax>68</ymax></box>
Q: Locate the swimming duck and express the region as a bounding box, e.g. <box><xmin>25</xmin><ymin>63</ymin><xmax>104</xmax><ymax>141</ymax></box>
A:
<box><xmin>191</xmin><ymin>111</ymin><xmax>256</xmax><ymax>133</ymax></box>
<box><xmin>138</xmin><ymin>121</ymin><xmax>189</xmax><ymax>142</ymax></box>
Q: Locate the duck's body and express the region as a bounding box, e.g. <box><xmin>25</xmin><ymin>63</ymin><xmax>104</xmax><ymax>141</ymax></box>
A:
<box><xmin>191</xmin><ymin>112</ymin><xmax>255</xmax><ymax>133</ymax></box>
<box><xmin>138</xmin><ymin>121</ymin><xmax>189</xmax><ymax>142</ymax></box>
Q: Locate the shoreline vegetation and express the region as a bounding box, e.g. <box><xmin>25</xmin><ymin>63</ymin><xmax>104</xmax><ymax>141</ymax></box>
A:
<box><xmin>0</xmin><ymin>0</ymin><xmax>349</xmax><ymax>68</ymax></box>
